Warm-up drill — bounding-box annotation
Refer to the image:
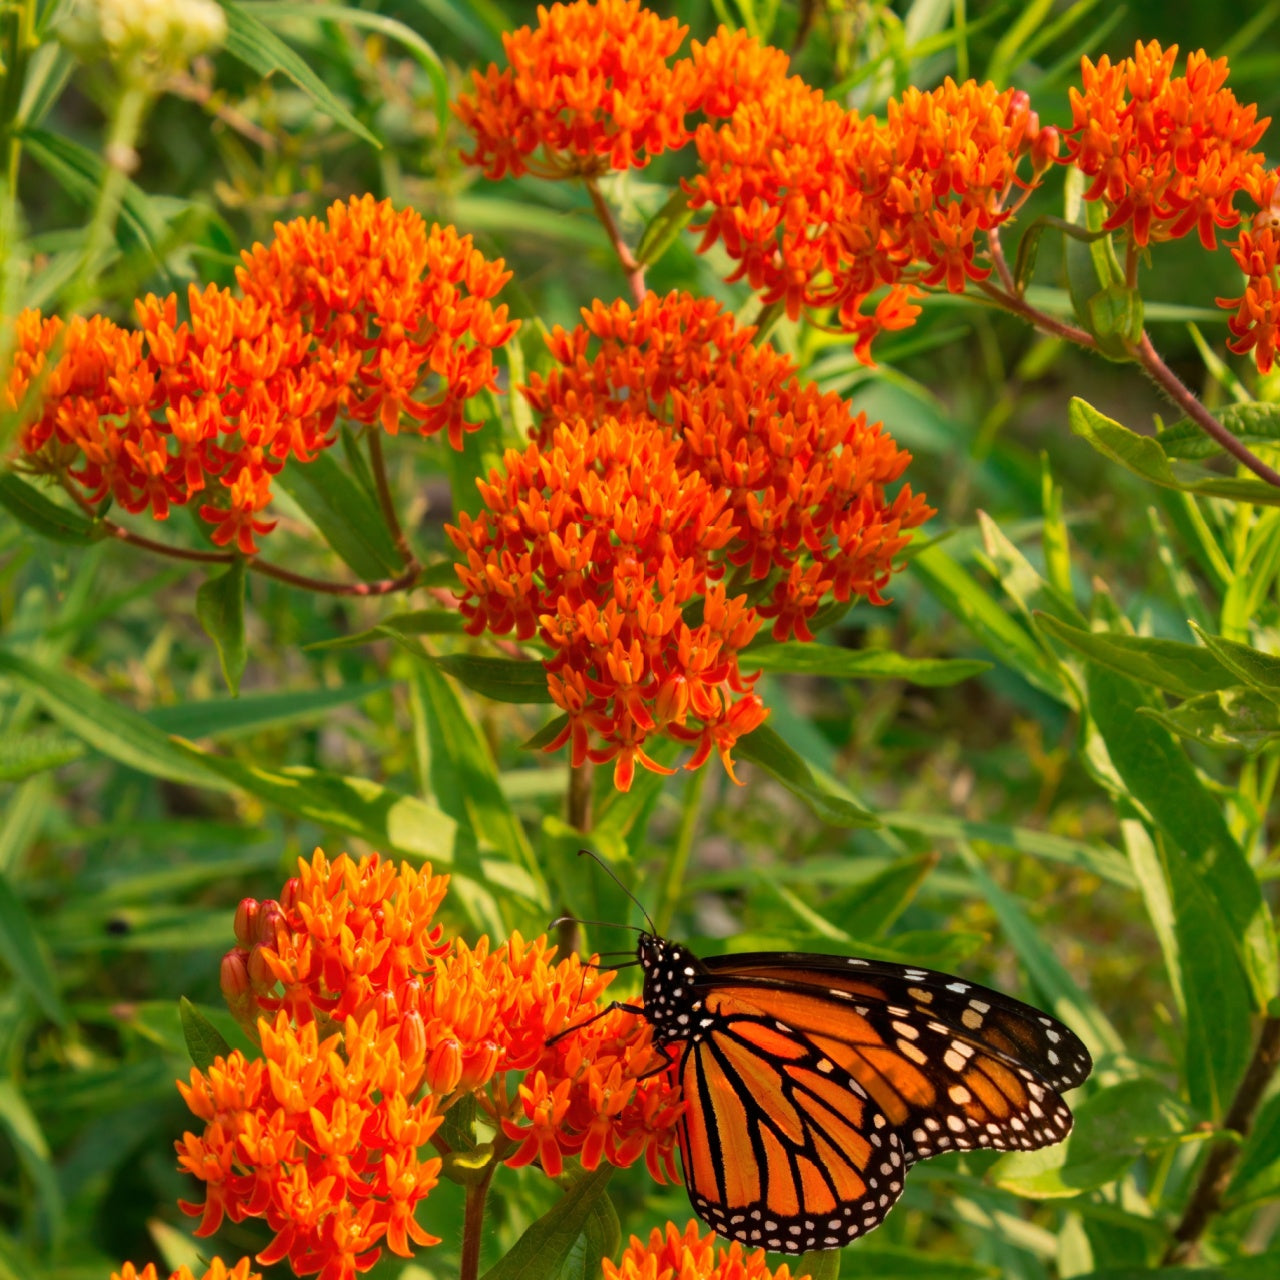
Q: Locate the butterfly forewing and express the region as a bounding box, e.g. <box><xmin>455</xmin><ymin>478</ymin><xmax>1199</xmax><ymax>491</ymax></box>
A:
<box><xmin>696</xmin><ymin>952</ymin><xmax>1089</xmax><ymax>1162</ymax></box>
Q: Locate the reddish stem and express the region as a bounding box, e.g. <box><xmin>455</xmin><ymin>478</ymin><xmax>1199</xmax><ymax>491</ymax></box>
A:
<box><xmin>585</xmin><ymin>178</ymin><xmax>647</xmax><ymax>306</ymax></box>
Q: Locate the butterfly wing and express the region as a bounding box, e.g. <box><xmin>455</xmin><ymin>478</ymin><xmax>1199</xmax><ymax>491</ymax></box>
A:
<box><xmin>675</xmin><ymin>984</ymin><xmax>909</xmax><ymax>1254</ymax></box>
<box><xmin>697</xmin><ymin>952</ymin><xmax>1091</xmax><ymax>1163</ymax></box>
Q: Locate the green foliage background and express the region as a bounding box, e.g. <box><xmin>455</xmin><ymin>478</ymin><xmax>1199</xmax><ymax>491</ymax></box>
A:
<box><xmin>2</xmin><ymin>1</ymin><xmax>1280</xmax><ymax>1279</ymax></box>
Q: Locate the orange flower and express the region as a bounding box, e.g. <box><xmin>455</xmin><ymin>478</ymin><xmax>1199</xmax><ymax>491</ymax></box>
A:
<box><xmin>453</xmin><ymin>292</ymin><xmax>928</xmax><ymax>787</ymax></box>
<box><xmin>605</xmin><ymin>1220</ymin><xmax>808</xmax><ymax>1280</ymax></box>
<box><xmin>1219</xmin><ymin>171</ymin><xmax>1280</xmax><ymax>372</ymax></box>
<box><xmin>455</xmin><ymin>0</ymin><xmax>695</xmax><ymax>180</ymax></box>
<box><xmin>8</xmin><ymin>197</ymin><xmax>516</xmax><ymax>553</ymax></box>
<box><xmin>206</xmin><ymin>849</ymin><xmax>682</xmax><ymax>1258</ymax></box>
<box><xmin>1063</xmin><ymin>41</ymin><xmax>1268</xmax><ymax>248</ymax></box>
<box><xmin>111</xmin><ymin>1262</ymin><xmax>260</xmax><ymax>1280</ymax></box>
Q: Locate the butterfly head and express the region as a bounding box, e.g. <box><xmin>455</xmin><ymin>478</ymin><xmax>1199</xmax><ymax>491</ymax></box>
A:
<box><xmin>637</xmin><ymin>933</ymin><xmax>706</xmax><ymax>1044</ymax></box>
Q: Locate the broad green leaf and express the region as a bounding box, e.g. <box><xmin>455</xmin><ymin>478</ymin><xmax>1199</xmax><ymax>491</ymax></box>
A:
<box><xmin>0</xmin><ymin>1079</ymin><xmax>63</xmax><ymax>1246</ymax></box>
<box><xmin>431</xmin><ymin>654</ymin><xmax>554</xmax><ymax>703</ymax></box>
<box><xmin>562</xmin><ymin>1193</ymin><xmax>621</xmax><ymax>1280</ymax></box>
<box><xmin>746</xmin><ymin>643</ymin><xmax>991</xmax><ymax>686</ymax></box>
<box><xmin>480</xmin><ymin>1165</ymin><xmax>615</xmax><ymax>1280</ymax></box>
<box><xmin>910</xmin><ymin>544</ymin><xmax>1070</xmax><ymax>700</ymax></box>
<box><xmin>0</xmin><ymin>651</ymin><xmax>226</xmax><ymax>789</ymax></box>
<box><xmin>196</xmin><ymin>560</ymin><xmax>247</xmax><ymax>696</ymax></box>
<box><xmin>305</xmin><ymin>609</ymin><xmax>465</xmax><ymax>650</ymax></box>
<box><xmin>0</xmin><ymin>871</ymin><xmax>67</xmax><ymax>1026</ymax></box>
<box><xmin>735</xmin><ymin>725</ymin><xmax>878</xmax><ymax>828</ymax></box>
<box><xmin>636</xmin><ymin>187</ymin><xmax>694</xmax><ymax>266</ymax></box>
<box><xmin>179</xmin><ymin>997</ymin><xmax>232</xmax><ymax>1070</ymax></box>
<box><xmin>995</xmin><ymin>1078</ymin><xmax>1188</xmax><ymax>1197</ymax></box>
<box><xmin>0</xmin><ymin>727</ymin><xmax>84</xmax><ymax>781</ymax></box>
<box><xmin>1035</xmin><ymin>615</ymin><xmax>1235</xmax><ymax>700</ymax></box>
<box><xmin>0</xmin><ymin>473</ymin><xmax>96</xmax><ymax>543</ymax></box>
<box><xmin>824</xmin><ymin>854</ymin><xmax>937</xmax><ymax>939</ymax></box>
<box><xmin>880</xmin><ymin>810</ymin><xmax>1133</xmax><ymax>887</ymax></box>
<box><xmin>144</xmin><ymin>681</ymin><xmax>393</xmax><ymax>739</ymax></box>
<box><xmin>170</xmin><ymin>740</ymin><xmax>458</xmax><ymax>864</ymax></box>
<box><xmin>221</xmin><ymin>1</ymin><xmax>382</xmax><ymax>147</ymax></box>
<box><xmin>410</xmin><ymin>662</ymin><xmax>548</xmax><ymax>906</ymax></box>
<box><xmin>1157</xmin><ymin>402</ymin><xmax>1280</xmax><ymax>461</ymax></box>
<box><xmin>1142</xmin><ymin>687</ymin><xmax>1280</xmax><ymax>752</ymax></box>
<box><xmin>1069</xmin><ymin>398</ymin><xmax>1280</xmax><ymax>507</ymax></box>
<box><xmin>796</xmin><ymin>1250</ymin><xmax>841</xmax><ymax>1280</ymax></box>
<box><xmin>275</xmin><ymin>449</ymin><xmax>403</xmax><ymax>580</ymax></box>
<box><xmin>957</xmin><ymin>844</ymin><xmax>1124</xmax><ymax>1059</ymax></box>
<box><xmin>1190</xmin><ymin>622</ymin><xmax>1280</xmax><ymax>697</ymax></box>
<box><xmin>1082</xmin><ymin>661</ymin><xmax>1278</xmax><ymax>1008</ymax></box>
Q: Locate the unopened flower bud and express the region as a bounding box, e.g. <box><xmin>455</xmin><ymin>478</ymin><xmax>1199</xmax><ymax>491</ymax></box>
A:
<box><xmin>246</xmin><ymin>945</ymin><xmax>275</xmax><ymax>992</ymax></box>
<box><xmin>233</xmin><ymin>898</ymin><xmax>260</xmax><ymax>948</ymax></box>
<box><xmin>458</xmin><ymin>1039</ymin><xmax>501</xmax><ymax>1092</ymax></box>
<box><xmin>220</xmin><ymin>949</ymin><xmax>256</xmax><ymax>1028</ymax></box>
<box><xmin>426</xmin><ymin>1038</ymin><xmax>464</xmax><ymax>1096</ymax></box>
<box><xmin>254</xmin><ymin>900</ymin><xmax>284</xmax><ymax>945</ymax></box>
<box><xmin>399</xmin><ymin>1010</ymin><xmax>427</xmax><ymax>1064</ymax></box>
<box><xmin>1031</xmin><ymin>126</ymin><xmax>1062</xmax><ymax>176</ymax></box>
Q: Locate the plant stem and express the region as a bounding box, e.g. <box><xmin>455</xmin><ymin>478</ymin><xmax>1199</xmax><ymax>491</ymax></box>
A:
<box><xmin>654</xmin><ymin>764</ymin><xmax>706</xmax><ymax>935</ymax></box>
<box><xmin>1132</xmin><ymin>333</ymin><xmax>1280</xmax><ymax>489</ymax></box>
<box><xmin>975</xmin><ymin>278</ymin><xmax>1098</xmax><ymax>348</ymax></box>
<box><xmin>567</xmin><ymin>760</ymin><xmax>593</xmax><ymax>833</ymax></box>
<box><xmin>585</xmin><ymin>178</ymin><xmax>647</xmax><ymax>306</ymax></box>
<box><xmin>1163</xmin><ymin>1014</ymin><xmax>1280</xmax><ymax>1264</ymax></box>
<box><xmin>460</xmin><ymin>1165</ymin><xmax>496</xmax><ymax>1280</ymax></box>
<box><xmin>367</xmin><ymin>429</ymin><xmax>417</xmax><ymax>569</ymax></box>
<box><xmin>99</xmin><ymin>518</ymin><xmax>421</xmax><ymax>594</ymax></box>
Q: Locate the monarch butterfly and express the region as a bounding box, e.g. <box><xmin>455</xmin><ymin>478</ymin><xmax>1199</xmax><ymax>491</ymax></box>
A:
<box><xmin>624</xmin><ymin>924</ymin><xmax>1093</xmax><ymax>1254</ymax></box>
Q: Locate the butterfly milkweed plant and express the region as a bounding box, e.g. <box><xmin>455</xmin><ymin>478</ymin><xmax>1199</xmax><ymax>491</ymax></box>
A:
<box><xmin>2</xmin><ymin>1</ymin><xmax>1280</xmax><ymax>1279</ymax></box>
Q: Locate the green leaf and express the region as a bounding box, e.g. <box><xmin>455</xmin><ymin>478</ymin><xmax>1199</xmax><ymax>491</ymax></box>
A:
<box><xmin>304</xmin><ymin>609</ymin><xmax>465</xmax><ymax>650</ymax></box>
<box><xmin>1142</xmin><ymin>687</ymin><xmax>1280</xmax><ymax>752</ymax></box>
<box><xmin>196</xmin><ymin>560</ymin><xmax>247</xmax><ymax>696</ymax></box>
<box><xmin>978</xmin><ymin>510</ymin><xmax>1084</xmax><ymax>629</ymax></box>
<box><xmin>275</xmin><ymin>449</ymin><xmax>403</xmax><ymax>580</ymax></box>
<box><xmin>910</xmin><ymin>544</ymin><xmax>1070</xmax><ymax>700</ymax></box>
<box><xmin>410</xmin><ymin>662</ymin><xmax>548</xmax><ymax>905</ymax></box>
<box><xmin>1157</xmin><ymin>402</ymin><xmax>1280</xmax><ymax>461</ymax></box>
<box><xmin>636</xmin><ymin>187</ymin><xmax>695</xmax><ymax>266</ymax></box>
<box><xmin>169</xmin><ymin>740</ymin><xmax>458</xmax><ymax>864</ymax></box>
<box><xmin>820</xmin><ymin>1248</ymin><xmax>994</xmax><ymax>1280</ymax></box>
<box><xmin>480</xmin><ymin>1165</ymin><xmax>615</xmax><ymax>1280</ymax></box>
<box><xmin>430</xmin><ymin>654</ymin><xmax>554</xmax><ymax>703</ymax></box>
<box><xmin>735</xmin><ymin>725</ymin><xmax>878</xmax><ymax>828</ymax></box>
<box><xmin>1227</xmin><ymin>1092</ymin><xmax>1280</xmax><ymax>1206</ymax></box>
<box><xmin>746</xmin><ymin>643</ymin><xmax>991</xmax><ymax>686</ymax></box>
<box><xmin>562</xmin><ymin>1193</ymin><xmax>621</xmax><ymax>1280</ymax></box>
<box><xmin>0</xmin><ymin>473</ymin><xmax>97</xmax><ymax>543</ymax></box>
<box><xmin>0</xmin><ymin>728</ymin><xmax>85</xmax><ymax>781</ymax></box>
<box><xmin>524</xmin><ymin>713</ymin><xmax>570</xmax><ymax>751</ymax></box>
<box><xmin>1069</xmin><ymin>398</ymin><xmax>1280</xmax><ymax>507</ymax></box>
<box><xmin>994</xmin><ymin>1078</ymin><xmax>1188</xmax><ymax>1197</ymax></box>
<box><xmin>1035</xmin><ymin>614</ymin><xmax>1235</xmax><ymax>700</ymax></box>
<box><xmin>144</xmin><ymin>681</ymin><xmax>393</xmax><ymax>738</ymax></box>
<box><xmin>179</xmin><ymin>997</ymin><xmax>233</xmax><ymax>1070</ymax></box>
<box><xmin>220</xmin><ymin>0</ymin><xmax>382</xmax><ymax>147</ymax></box>
<box><xmin>1082</xmin><ymin>660</ymin><xmax>1278</xmax><ymax>1009</ymax></box>
<box><xmin>0</xmin><ymin>1079</ymin><xmax>63</xmax><ymax>1247</ymax></box>
<box><xmin>1190</xmin><ymin>622</ymin><xmax>1280</xmax><ymax>697</ymax></box>
<box><xmin>0</xmin><ymin>871</ymin><xmax>68</xmax><ymax>1026</ymax></box>
<box><xmin>0</xmin><ymin>651</ymin><xmax>226</xmax><ymax>789</ymax></box>
<box><xmin>825</xmin><ymin>853</ymin><xmax>937</xmax><ymax>939</ymax></box>
<box><xmin>796</xmin><ymin>1249</ymin><xmax>842</xmax><ymax>1280</ymax></box>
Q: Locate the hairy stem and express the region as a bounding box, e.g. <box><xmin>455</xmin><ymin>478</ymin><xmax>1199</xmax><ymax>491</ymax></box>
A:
<box><xmin>1163</xmin><ymin>1015</ymin><xmax>1280</xmax><ymax>1264</ymax></box>
<box><xmin>975</xmin><ymin>278</ymin><xmax>1098</xmax><ymax>348</ymax></box>
<box><xmin>368</xmin><ymin>429</ymin><xmax>417</xmax><ymax>568</ymax></box>
<box><xmin>460</xmin><ymin>1165</ymin><xmax>497</xmax><ymax>1280</ymax></box>
<box><xmin>585</xmin><ymin>178</ymin><xmax>647</xmax><ymax>306</ymax></box>
<box><xmin>1133</xmin><ymin>333</ymin><xmax>1280</xmax><ymax>488</ymax></box>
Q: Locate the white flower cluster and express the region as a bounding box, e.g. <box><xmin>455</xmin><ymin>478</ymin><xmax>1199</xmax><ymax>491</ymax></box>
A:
<box><xmin>66</xmin><ymin>0</ymin><xmax>227</xmax><ymax>74</ymax></box>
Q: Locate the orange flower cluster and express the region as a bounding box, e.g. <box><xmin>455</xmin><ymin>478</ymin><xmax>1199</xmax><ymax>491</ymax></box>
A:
<box><xmin>688</xmin><ymin>70</ymin><xmax>1052</xmax><ymax>360</ymax></box>
<box><xmin>1063</xmin><ymin>41</ymin><xmax>1268</xmax><ymax>249</ymax></box>
<box><xmin>1218</xmin><ymin>172</ymin><xmax>1280</xmax><ymax>372</ymax></box>
<box><xmin>7</xmin><ymin>196</ymin><xmax>517</xmax><ymax>552</ymax></box>
<box><xmin>454</xmin><ymin>0</ymin><xmax>695</xmax><ymax>179</ymax></box>
<box><xmin>605</xmin><ymin>1221</ymin><xmax>807</xmax><ymax>1280</ymax></box>
<box><xmin>451</xmin><ymin>292</ymin><xmax>929</xmax><ymax>788</ymax></box>
<box><xmin>196</xmin><ymin>850</ymin><xmax>680</xmax><ymax>1278</ymax></box>
<box><xmin>111</xmin><ymin>1263</ymin><xmax>258</xmax><ymax>1280</ymax></box>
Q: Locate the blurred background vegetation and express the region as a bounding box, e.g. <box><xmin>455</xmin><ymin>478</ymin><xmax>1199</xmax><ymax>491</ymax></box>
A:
<box><xmin>2</xmin><ymin>1</ymin><xmax>1280</xmax><ymax>1278</ymax></box>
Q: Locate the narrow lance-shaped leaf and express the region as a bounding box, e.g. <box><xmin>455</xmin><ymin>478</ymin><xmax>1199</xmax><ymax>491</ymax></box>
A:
<box><xmin>735</xmin><ymin>725</ymin><xmax>878</xmax><ymax>828</ymax></box>
<box><xmin>0</xmin><ymin>473</ymin><xmax>97</xmax><ymax>544</ymax></box>
<box><xmin>179</xmin><ymin>997</ymin><xmax>233</xmax><ymax>1071</ymax></box>
<box><xmin>196</xmin><ymin>560</ymin><xmax>247</xmax><ymax>696</ymax></box>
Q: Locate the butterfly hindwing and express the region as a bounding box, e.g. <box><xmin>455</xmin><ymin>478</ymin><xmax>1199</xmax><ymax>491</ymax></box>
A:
<box><xmin>676</xmin><ymin>986</ymin><xmax>908</xmax><ymax>1254</ymax></box>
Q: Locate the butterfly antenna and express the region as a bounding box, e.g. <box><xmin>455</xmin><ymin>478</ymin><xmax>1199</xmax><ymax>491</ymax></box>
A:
<box><xmin>576</xmin><ymin>847</ymin><xmax>658</xmax><ymax>934</ymax></box>
<box><xmin>548</xmin><ymin>914</ymin><xmax>644</xmax><ymax>935</ymax></box>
